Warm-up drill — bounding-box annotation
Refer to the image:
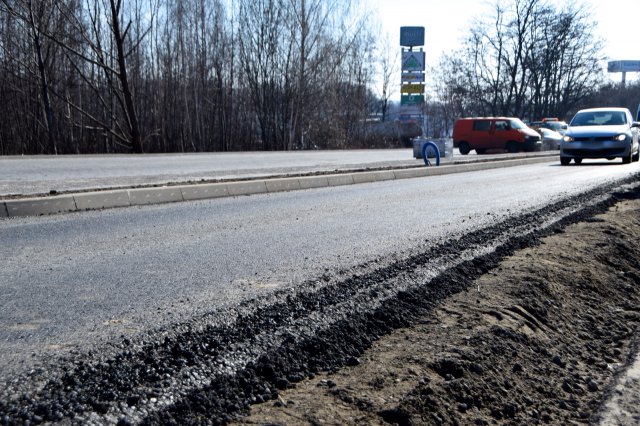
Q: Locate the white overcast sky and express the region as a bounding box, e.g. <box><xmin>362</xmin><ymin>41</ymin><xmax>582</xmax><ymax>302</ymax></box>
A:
<box><xmin>369</xmin><ymin>0</ymin><xmax>640</xmax><ymax>79</ymax></box>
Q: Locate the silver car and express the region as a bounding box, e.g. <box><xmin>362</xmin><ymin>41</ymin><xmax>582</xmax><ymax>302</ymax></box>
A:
<box><xmin>560</xmin><ymin>107</ymin><xmax>640</xmax><ymax>165</ymax></box>
<box><xmin>538</xmin><ymin>128</ymin><xmax>563</xmax><ymax>150</ymax></box>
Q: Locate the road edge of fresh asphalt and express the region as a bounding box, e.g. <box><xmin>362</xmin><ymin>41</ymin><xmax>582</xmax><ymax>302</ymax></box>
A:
<box><xmin>0</xmin><ymin>155</ymin><xmax>556</xmax><ymax>218</ymax></box>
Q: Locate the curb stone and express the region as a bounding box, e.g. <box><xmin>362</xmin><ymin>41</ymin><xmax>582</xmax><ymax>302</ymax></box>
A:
<box><xmin>1</xmin><ymin>155</ymin><xmax>556</xmax><ymax>218</ymax></box>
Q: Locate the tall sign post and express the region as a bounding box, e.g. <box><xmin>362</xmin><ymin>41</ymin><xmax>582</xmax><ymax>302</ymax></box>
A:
<box><xmin>607</xmin><ymin>60</ymin><xmax>640</xmax><ymax>88</ymax></box>
<box><xmin>399</xmin><ymin>27</ymin><xmax>425</xmax><ymax>127</ymax></box>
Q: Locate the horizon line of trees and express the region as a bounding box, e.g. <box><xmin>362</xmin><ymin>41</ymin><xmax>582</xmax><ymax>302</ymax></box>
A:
<box><xmin>0</xmin><ymin>0</ymin><xmax>635</xmax><ymax>155</ymax></box>
<box><xmin>0</xmin><ymin>0</ymin><xmax>386</xmax><ymax>155</ymax></box>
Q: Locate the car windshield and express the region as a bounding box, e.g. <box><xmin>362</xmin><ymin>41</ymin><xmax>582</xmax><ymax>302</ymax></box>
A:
<box><xmin>509</xmin><ymin>119</ymin><xmax>527</xmax><ymax>130</ymax></box>
<box><xmin>570</xmin><ymin>111</ymin><xmax>627</xmax><ymax>126</ymax></box>
<box><xmin>546</xmin><ymin>122</ymin><xmax>565</xmax><ymax>130</ymax></box>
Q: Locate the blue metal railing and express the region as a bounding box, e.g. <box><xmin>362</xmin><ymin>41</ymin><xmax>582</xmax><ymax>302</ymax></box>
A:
<box><xmin>421</xmin><ymin>141</ymin><xmax>440</xmax><ymax>166</ymax></box>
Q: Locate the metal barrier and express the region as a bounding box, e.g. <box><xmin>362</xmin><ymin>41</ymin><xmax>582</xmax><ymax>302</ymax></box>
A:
<box><xmin>421</xmin><ymin>141</ymin><xmax>440</xmax><ymax>166</ymax></box>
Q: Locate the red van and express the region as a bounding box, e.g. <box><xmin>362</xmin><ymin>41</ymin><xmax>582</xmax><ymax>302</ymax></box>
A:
<box><xmin>453</xmin><ymin>117</ymin><xmax>542</xmax><ymax>154</ymax></box>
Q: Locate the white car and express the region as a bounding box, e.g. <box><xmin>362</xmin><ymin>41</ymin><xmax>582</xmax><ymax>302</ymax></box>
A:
<box><xmin>560</xmin><ymin>107</ymin><xmax>640</xmax><ymax>165</ymax></box>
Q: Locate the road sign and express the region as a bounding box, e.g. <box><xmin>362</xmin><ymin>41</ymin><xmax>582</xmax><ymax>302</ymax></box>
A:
<box><xmin>402</xmin><ymin>51</ymin><xmax>425</xmax><ymax>72</ymax></box>
<box><xmin>607</xmin><ymin>60</ymin><xmax>640</xmax><ymax>73</ymax></box>
<box><xmin>401</xmin><ymin>94</ymin><xmax>424</xmax><ymax>106</ymax></box>
<box><xmin>398</xmin><ymin>106</ymin><xmax>423</xmax><ymax>122</ymax></box>
<box><xmin>401</xmin><ymin>72</ymin><xmax>425</xmax><ymax>83</ymax></box>
<box><xmin>400</xmin><ymin>26</ymin><xmax>425</xmax><ymax>47</ymax></box>
<box><xmin>401</xmin><ymin>84</ymin><xmax>425</xmax><ymax>94</ymax></box>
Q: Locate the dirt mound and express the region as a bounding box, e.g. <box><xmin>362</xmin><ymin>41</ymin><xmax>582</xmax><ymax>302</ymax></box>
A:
<box><xmin>238</xmin><ymin>196</ymin><xmax>640</xmax><ymax>425</ymax></box>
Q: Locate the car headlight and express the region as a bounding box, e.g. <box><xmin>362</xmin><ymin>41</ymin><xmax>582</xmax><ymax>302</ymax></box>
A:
<box><xmin>614</xmin><ymin>134</ymin><xmax>627</xmax><ymax>141</ymax></box>
<box><xmin>563</xmin><ymin>135</ymin><xmax>574</xmax><ymax>142</ymax></box>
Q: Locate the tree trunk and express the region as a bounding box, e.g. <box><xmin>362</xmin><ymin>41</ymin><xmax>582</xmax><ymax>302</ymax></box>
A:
<box><xmin>109</xmin><ymin>0</ymin><xmax>142</xmax><ymax>153</ymax></box>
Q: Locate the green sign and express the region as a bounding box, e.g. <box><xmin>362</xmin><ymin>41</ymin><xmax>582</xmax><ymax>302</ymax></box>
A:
<box><xmin>401</xmin><ymin>94</ymin><xmax>424</xmax><ymax>106</ymax></box>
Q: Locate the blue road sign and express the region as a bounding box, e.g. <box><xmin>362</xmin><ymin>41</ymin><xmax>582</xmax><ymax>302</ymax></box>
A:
<box><xmin>400</xmin><ymin>26</ymin><xmax>425</xmax><ymax>47</ymax></box>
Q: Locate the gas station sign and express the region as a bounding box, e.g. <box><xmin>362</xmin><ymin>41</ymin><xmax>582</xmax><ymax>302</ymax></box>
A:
<box><xmin>401</xmin><ymin>84</ymin><xmax>425</xmax><ymax>94</ymax></box>
<box><xmin>401</xmin><ymin>94</ymin><xmax>424</xmax><ymax>106</ymax></box>
<box><xmin>401</xmin><ymin>73</ymin><xmax>425</xmax><ymax>83</ymax></box>
<box><xmin>400</xmin><ymin>27</ymin><xmax>425</xmax><ymax>131</ymax></box>
<box><xmin>402</xmin><ymin>51</ymin><xmax>425</xmax><ymax>72</ymax></box>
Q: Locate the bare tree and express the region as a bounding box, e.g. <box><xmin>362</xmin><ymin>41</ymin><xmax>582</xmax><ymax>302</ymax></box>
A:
<box><xmin>375</xmin><ymin>33</ymin><xmax>398</xmax><ymax>123</ymax></box>
<box><xmin>237</xmin><ymin>0</ymin><xmax>290</xmax><ymax>150</ymax></box>
<box><xmin>435</xmin><ymin>0</ymin><xmax>604</xmax><ymax>121</ymax></box>
<box><xmin>1</xmin><ymin>0</ymin><xmax>66</xmax><ymax>153</ymax></box>
<box><xmin>237</xmin><ymin>0</ymin><xmax>375</xmax><ymax>150</ymax></box>
<box><xmin>0</xmin><ymin>0</ymin><xmax>385</xmax><ymax>154</ymax></box>
<box><xmin>49</xmin><ymin>0</ymin><xmax>157</xmax><ymax>153</ymax></box>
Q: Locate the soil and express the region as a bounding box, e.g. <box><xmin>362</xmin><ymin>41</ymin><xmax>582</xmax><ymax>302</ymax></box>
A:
<box><xmin>236</xmin><ymin>198</ymin><xmax>640</xmax><ymax>425</ymax></box>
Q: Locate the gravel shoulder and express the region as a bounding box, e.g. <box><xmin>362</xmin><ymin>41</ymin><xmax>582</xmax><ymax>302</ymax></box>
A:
<box><xmin>237</xmin><ymin>195</ymin><xmax>640</xmax><ymax>425</ymax></box>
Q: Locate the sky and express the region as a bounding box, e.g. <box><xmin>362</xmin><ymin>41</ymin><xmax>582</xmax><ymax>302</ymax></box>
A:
<box><xmin>369</xmin><ymin>0</ymin><xmax>640</xmax><ymax>82</ymax></box>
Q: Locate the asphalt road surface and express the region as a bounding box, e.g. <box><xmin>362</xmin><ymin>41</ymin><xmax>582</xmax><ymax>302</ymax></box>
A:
<box><xmin>2</xmin><ymin>158</ymin><xmax>639</xmax><ymax>382</ymax></box>
<box><xmin>0</xmin><ymin>149</ymin><xmax>537</xmax><ymax>197</ymax></box>
<box><xmin>0</xmin><ymin>150</ymin><xmax>420</xmax><ymax>196</ymax></box>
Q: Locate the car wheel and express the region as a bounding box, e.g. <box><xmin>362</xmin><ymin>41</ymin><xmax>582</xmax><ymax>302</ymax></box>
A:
<box><xmin>633</xmin><ymin>149</ymin><xmax>639</xmax><ymax>162</ymax></box>
<box><xmin>506</xmin><ymin>141</ymin><xmax>519</xmax><ymax>153</ymax></box>
<box><xmin>623</xmin><ymin>152</ymin><xmax>632</xmax><ymax>164</ymax></box>
<box><xmin>458</xmin><ymin>141</ymin><xmax>471</xmax><ymax>155</ymax></box>
<box><xmin>573</xmin><ymin>158</ymin><xmax>582</xmax><ymax>165</ymax></box>
<box><xmin>560</xmin><ymin>157</ymin><xmax>571</xmax><ymax>165</ymax></box>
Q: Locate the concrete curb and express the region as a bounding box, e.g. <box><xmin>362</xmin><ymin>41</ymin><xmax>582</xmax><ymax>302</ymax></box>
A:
<box><xmin>1</xmin><ymin>155</ymin><xmax>555</xmax><ymax>218</ymax></box>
